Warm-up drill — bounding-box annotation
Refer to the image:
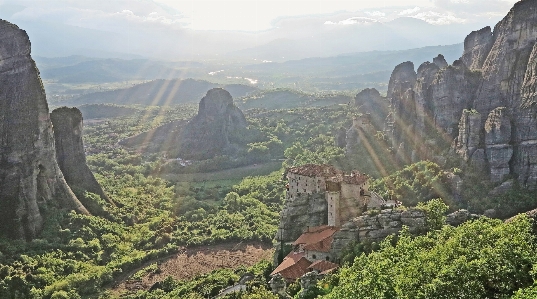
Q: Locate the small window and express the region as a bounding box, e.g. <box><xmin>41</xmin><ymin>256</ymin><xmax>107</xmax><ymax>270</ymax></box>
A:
<box><xmin>312</xmin><ymin>254</ymin><xmax>317</xmax><ymax>259</ymax></box>
<box><xmin>326</xmin><ymin>256</ymin><xmax>330</xmax><ymax>261</ymax></box>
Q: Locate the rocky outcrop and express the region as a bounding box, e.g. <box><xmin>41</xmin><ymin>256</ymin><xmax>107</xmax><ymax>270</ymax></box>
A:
<box><xmin>276</xmin><ymin>193</ymin><xmax>328</xmax><ymax>242</ymax></box>
<box><xmin>330</xmin><ymin>208</ymin><xmax>478</xmax><ymax>259</ymax></box>
<box><xmin>387</xmin><ymin>62</ymin><xmax>417</xmax><ymax>161</ymax></box>
<box><xmin>376</xmin><ymin>0</ymin><xmax>537</xmax><ymax>191</ymax></box>
<box><xmin>433</xmin><ymin>54</ymin><xmax>448</xmax><ymax>69</ymax></box>
<box><xmin>355</xmin><ymin>88</ymin><xmax>390</xmax><ymax>130</ymax></box>
<box><xmin>461</xmin><ymin>26</ymin><xmax>494</xmax><ymax>70</ymax></box>
<box><xmin>178</xmin><ymin>88</ymin><xmax>247</xmax><ymax>160</ymax></box>
<box><xmin>330</xmin><ymin>208</ymin><xmax>426</xmax><ymax>258</ymax></box>
<box><xmin>51</xmin><ymin>107</ymin><xmax>113</xmax><ymax>214</ymax></box>
<box><xmin>0</xmin><ymin>20</ymin><xmax>89</xmax><ymax>240</ymax></box>
<box><xmin>429</xmin><ymin>60</ymin><xmax>481</xmax><ymax>139</ymax></box>
<box><xmin>484</xmin><ymin>107</ymin><xmax>513</xmax><ymax>182</ymax></box>
<box><xmin>413</xmin><ymin>61</ymin><xmax>440</xmax><ymax>140</ymax></box>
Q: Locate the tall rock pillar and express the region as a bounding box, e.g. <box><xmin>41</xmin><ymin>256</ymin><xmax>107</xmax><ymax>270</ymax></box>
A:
<box><xmin>0</xmin><ymin>20</ymin><xmax>89</xmax><ymax>240</ymax></box>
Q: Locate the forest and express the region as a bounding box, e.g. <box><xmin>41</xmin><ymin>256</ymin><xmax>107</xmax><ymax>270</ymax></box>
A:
<box><xmin>1</xmin><ymin>98</ymin><xmax>536</xmax><ymax>298</ymax></box>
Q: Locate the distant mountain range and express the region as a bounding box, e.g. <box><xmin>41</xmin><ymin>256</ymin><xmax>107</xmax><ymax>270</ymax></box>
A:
<box><xmin>35</xmin><ymin>56</ymin><xmax>205</xmax><ymax>83</ymax></box>
<box><xmin>60</xmin><ymin>79</ymin><xmax>258</xmax><ymax>107</ymax></box>
<box><xmin>227</xmin><ymin>18</ymin><xmax>471</xmax><ymax>62</ymax></box>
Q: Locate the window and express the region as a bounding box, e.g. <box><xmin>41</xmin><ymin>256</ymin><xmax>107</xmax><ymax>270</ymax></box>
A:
<box><xmin>326</xmin><ymin>256</ymin><xmax>330</xmax><ymax>261</ymax></box>
<box><xmin>312</xmin><ymin>254</ymin><xmax>317</xmax><ymax>259</ymax></box>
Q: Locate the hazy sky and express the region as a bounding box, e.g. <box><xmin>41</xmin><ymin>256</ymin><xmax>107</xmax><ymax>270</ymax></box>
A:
<box><xmin>0</xmin><ymin>0</ymin><xmax>522</xmax><ymax>59</ymax></box>
<box><xmin>0</xmin><ymin>0</ymin><xmax>519</xmax><ymax>31</ymax></box>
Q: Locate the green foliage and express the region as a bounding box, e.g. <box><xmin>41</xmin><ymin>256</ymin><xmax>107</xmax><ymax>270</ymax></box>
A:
<box><xmin>371</xmin><ymin>161</ymin><xmax>455</xmax><ymax>208</ymax></box>
<box><xmin>323</xmin><ymin>215</ymin><xmax>537</xmax><ymax>299</ymax></box>
<box><xmin>416</xmin><ymin>198</ymin><xmax>449</xmax><ymax>230</ymax></box>
<box><xmin>461</xmin><ymin>176</ymin><xmax>537</xmax><ymax>219</ymax></box>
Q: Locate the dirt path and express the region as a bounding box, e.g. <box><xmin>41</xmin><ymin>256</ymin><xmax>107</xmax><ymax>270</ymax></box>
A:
<box><xmin>112</xmin><ymin>242</ymin><xmax>274</xmax><ymax>294</ymax></box>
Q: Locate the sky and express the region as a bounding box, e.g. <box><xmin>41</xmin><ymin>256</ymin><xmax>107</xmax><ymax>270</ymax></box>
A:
<box><xmin>0</xmin><ymin>0</ymin><xmax>521</xmax><ymax>59</ymax></box>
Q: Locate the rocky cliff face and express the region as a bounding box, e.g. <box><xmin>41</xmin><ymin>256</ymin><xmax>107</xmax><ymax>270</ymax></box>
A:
<box><xmin>330</xmin><ymin>208</ymin><xmax>478</xmax><ymax>259</ymax></box>
<box><xmin>458</xmin><ymin>0</ymin><xmax>537</xmax><ymax>189</ymax></box>
<box><xmin>0</xmin><ymin>20</ymin><xmax>89</xmax><ymax>240</ymax></box>
<box><xmin>461</xmin><ymin>26</ymin><xmax>494</xmax><ymax>71</ymax></box>
<box><xmin>51</xmin><ymin>107</ymin><xmax>113</xmax><ymax>214</ymax></box>
<box><xmin>429</xmin><ymin>60</ymin><xmax>481</xmax><ymax>139</ymax></box>
<box><xmin>380</xmin><ymin>0</ymin><xmax>537</xmax><ymax>190</ymax></box>
<box><xmin>276</xmin><ymin>193</ymin><xmax>328</xmax><ymax>242</ymax></box>
<box><xmin>178</xmin><ymin>88</ymin><xmax>247</xmax><ymax>160</ymax></box>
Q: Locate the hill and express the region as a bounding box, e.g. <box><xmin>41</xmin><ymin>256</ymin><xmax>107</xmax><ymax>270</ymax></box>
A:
<box><xmin>62</xmin><ymin>79</ymin><xmax>258</xmax><ymax>107</ymax></box>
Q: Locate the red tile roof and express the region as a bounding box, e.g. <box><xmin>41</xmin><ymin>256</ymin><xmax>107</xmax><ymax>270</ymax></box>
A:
<box><xmin>287</xmin><ymin>164</ymin><xmax>368</xmax><ymax>185</ymax></box>
<box><xmin>303</xmin><ymin>235</ymin><xmax>335</xmax><ymax>252</ymax></box>
<box><xmin>327</xmin><ymin>172</ymin><xmax>368</xmax><ymax>185</ymax></box>
<box><xmin>271</xmin><ymin>252</ymin><xmax>312</xmax><ymax>282</ymax></box>
<box><xmin>293</xmin><ymin>226</ymin><xmax>339</xmax><ymax>253</ymax></box>
<box><xmin>308</xmin><ymin>260</ymin><xmax>339</xmax><ymax>273</ymax></box>
<box><xmin>287</xmin><ymin>164</ymin><xmax>342</xmax><ymax>177</ymax></box>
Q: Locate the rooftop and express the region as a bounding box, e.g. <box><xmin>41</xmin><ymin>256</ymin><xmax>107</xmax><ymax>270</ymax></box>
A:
<box><xmin>287</xmin><ymin>164</ymin><xmax>342</xmax><ymax>177</ymax></box>
<box><xmin>309</xmin><ymin>260</ymin><xmax>339</xmax><ymax>274</ymax></box>
<box><xmin>270</xmin><ymin>252</ymin><xmax>312</xmax><ymax>282</ymax></box>
<box><xmin>293</xmin><ymin>225</ymin><xmax>339</xmax><ymax>253</ymax></box>
<box><xmin>287</xmin><ymin>164</ymin><xmax>368</xmax><ymax>185</ymax></box>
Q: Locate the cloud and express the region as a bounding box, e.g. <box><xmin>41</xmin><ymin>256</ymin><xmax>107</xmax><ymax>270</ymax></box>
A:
<box><xmin>365</xmin><ymin>11</ymin><xmax>386</xmax><ymax>17</ymax></box>
<box><xmin>399</xmin><ymin>7</ymin><xmax>421</xmax><ymax>15</ymax></box>
<box><xmin>410</xmin><ymin>11</ymin><xmax>467</xmax><ymax>25</ymax></box>
<box><xmin>324</xmin><ymin>17</ymin><xmax>378</xmax><ymax>25</ymax></box>
<box><xmin>112</xmin><ymin>9</ymin><xmax>182</xmax><ymax>25</ymax></box>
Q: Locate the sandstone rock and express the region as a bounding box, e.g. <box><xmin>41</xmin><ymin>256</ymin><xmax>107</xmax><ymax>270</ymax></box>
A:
<box><xmin>0</xmin><ymin>20</ymin><xmax>89</xmax><ymax>240</ymax></box>
<box><xmin>446</xmin><ymin>209</ymin><xmax>472</xmax><ymax>226</ymax></box>
<box><xmin>521</xmin><ymin>41</ymin><xmax>537</xmax><ymax>111</ymax></box>
<box><xmin>461</xmin><ymin>26</ymin><xmax>494</xmax><ymax>70</ymax></box>
<box><xmin>387</xmin><ymin>62</ymin><xmax>417</xmax><ymax>159</ymax></box>
<box><xmin>299</xmin><ymin>272</ymin><xmax>318</xmax><ymax>298</ymax></box>
<box><xmin>485</xmin><ymin>107</ymin><xmax>511</xmax><ymax>145</ymax></box>
<box><xmin>355</xmin><ymin>88</ymin><xmax>382</xmax><ymax>107</ymax></box>
<box><xmin>414</xmin><ymin>61</ymin><xmax>440</xmax><ymax>141</ymax></box>
<box><xmin>433</xmin><ymin>54</ymin><xmax>448</xmax><ymax>69</ymax></box>
<box><xmin>472</xmin><ymin>0</ymin><xmax>537</xmax><ymax>189</ymax></box>
<box><xmin>483</xmin><ymin>209</ymin><xmax>497</xmax><ymax>218</ymax></box>
<box><xmin>484</xmin><ymin>107</ymin><xmax>513</xmax><ymax>182</ymax></box>
<box><xmin>429</xmin><ymin>60</ymin><xmax>481</xmax><ymax>138</ymax></box>
<box><xmin>469</xmin><ymin>149</ymin><xmax>487</xmax><ymax>173</ymax></box>
<box><xmin>453</xmin><ymin>110</ymin><xmax>482</xmax><ymax>162</ymax></box>
<box><xmin>178</xmin><ymin>88</ymin><xmax>247</xmax><ymax>160</ymax></box>
<box><xmin>489</xmin><ymin>179</ymin><xmax>514</xmax><ymax>196</ymax></box>
<box><xmin>354</xmin><ymin>87</ymin><xmax>389</xmax><ymax>130</ymax></box>
<box><xmin>269</xmin><ymin>274</ymin><xmax>286</xmax><ymax>297</ymax></box>
<box><xmin>486</xmin><ymin>145</ymin><xmax>513</xmax><ymax>182</ymax></box>
<box><xmin>335</xmin><ymin>126</ymin><xmax>347</xmax><ymax>148</ymax></box>
<box><xmin>277</xmin><ymin>193</ymin><xmax>328</xmax><ymax>242</ymax></box>
<box><xmin>51</xmin><ymin>107</ymin><xmax>114</xmax><ymax>215</ymax></box>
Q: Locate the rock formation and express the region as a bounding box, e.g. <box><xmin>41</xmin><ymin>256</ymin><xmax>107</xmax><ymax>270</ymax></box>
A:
<box><xmin>51</xmin><ymin>107</ymin><xmax>113</xmax><ymax>214</ymax></box>
<box><xmin>460</xmin><ymin>26</ymin><xmax>494</xmax><ymax>71</ymax></box>
<box><xmin>0</xmin><ymin>20</ymin><xmax>88</xmax><ymax>240</ymax></box>
<box><xmin>354</xmin><ymin>87</ymin><xmax>389</xmax><ymax>130</ymax></box>
<box><xmin>430</xmin><ymin>60</ymin><xmax>481</xmax><ymax>139</ymax></box>
<box><xmin>178</xmin><ymin>88</ymin><xmax>247</xmax><ymax>160</ymax></box>
<box><xmin>379</xmin><ymin>0</ymin><xmax>537</xmax><ymax>191</ymax></box>
<box><xmin>330</xmin><ymin>208</ymin><xmax>477</xmax><ymax>260</ymax></box>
